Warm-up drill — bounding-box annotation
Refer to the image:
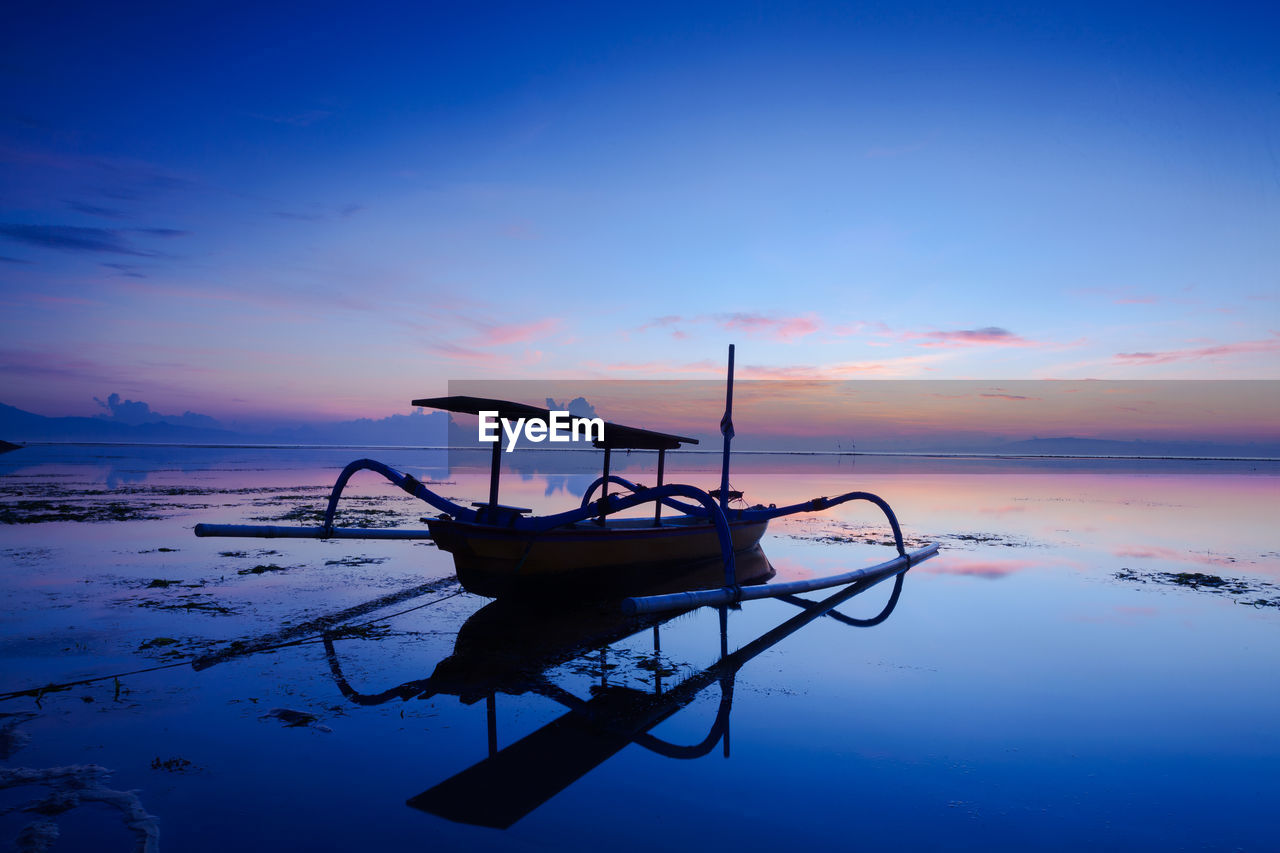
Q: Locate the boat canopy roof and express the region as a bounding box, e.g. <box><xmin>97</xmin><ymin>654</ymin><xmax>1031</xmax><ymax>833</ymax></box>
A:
<box><xmin>411</xmin><ymin>395</ymin><xmax>699</xmax><ymax>451</ymax></box>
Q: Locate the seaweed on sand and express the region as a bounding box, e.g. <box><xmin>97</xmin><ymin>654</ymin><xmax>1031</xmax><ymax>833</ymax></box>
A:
<box><xmin>248</xmin><ymin>495</ymin><xmax>413</xmax><ymax>528</ymax></box>
<box><xmin>237</xmin><ymin>563</ymin><xmax>289</xmax><ymax>576</ymax></box>
<box><xmin>324</xmin><ymin>555</ymin><xmax>389</xmax><ymax>567</ymax></box>
<box><xmin>1114</xmin><ymin>568</ymin><xmax>1280</xmax><ymax>608</ymax></box>
<box><xmin>134</xmin><ymin>594</ymin><xmax>237</xmax><ymax>615</ymax></box>
<box><xmin>0</xmin><ymin>500</ymin><xmax>166</xmax><ymax>524</ymax></box>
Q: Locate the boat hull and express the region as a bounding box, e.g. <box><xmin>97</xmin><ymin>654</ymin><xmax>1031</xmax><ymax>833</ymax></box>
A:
<box><xmin>428</xmin><ymin>515</ymin><xmax>770</xmax><ymax>600</ymax></box>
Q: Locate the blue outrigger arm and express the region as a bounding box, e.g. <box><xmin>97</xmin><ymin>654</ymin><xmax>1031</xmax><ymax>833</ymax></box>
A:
<box><xmin>194</xmin><ymin>458</ymin><xmax>742</xmax><ymax>586</ymax></box>
<box><xmin>196</xmin><ymin>346</ymin><xmax>939</xmax><ymax>613</ymax></box>
<box><xmin>197</xmin><ymin>455</ymin><xmax>939</xmax><ymax>614</ymax></box>
<box><xmin>576</xmin><ymin>473</ymin><xmax>939</xmax><ymax>613</ymax></box>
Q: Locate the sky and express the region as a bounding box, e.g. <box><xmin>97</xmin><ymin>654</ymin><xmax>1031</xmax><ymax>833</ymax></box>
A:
<box><xmin>1</xmin><ymin>0</ymin><xmax>1277</xmax><ymax>430</ymax></box>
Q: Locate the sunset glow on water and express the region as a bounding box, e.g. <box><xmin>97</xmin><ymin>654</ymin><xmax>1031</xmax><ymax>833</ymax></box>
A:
<box><xmin>1</xmin><ymin>446</ymin><xmax>1276</xmax><ymax>850</ymax></box>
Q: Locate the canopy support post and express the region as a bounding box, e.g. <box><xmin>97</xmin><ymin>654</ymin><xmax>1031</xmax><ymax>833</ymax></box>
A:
<box><xmin>597</xmin><ymin>446</ymin><xmax>611</xmax><ymax>526</ymax></box>
<box><xmin>487</xmin><ymin>439</ymin><xmax>501</xmax><ymax>510</ymax></box>
<box><xmin>653</xmin><ymin>448</ymin><xmax>666</xmax><ymax>526</ymax></box>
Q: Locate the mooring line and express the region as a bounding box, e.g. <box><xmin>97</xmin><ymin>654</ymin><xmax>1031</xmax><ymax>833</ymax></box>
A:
<box><xmin>191</xmin><ymin>576</ymin><xmax>461</xmax><ymax>670</ymax></box>
<box><xmin>0</xmin><ymin>588</ymin><xmax>467</xmax><ymax>704</ymax></box>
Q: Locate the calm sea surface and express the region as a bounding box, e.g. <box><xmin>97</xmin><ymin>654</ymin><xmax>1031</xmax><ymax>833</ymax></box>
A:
<box><xmin>1</xmin><ymin>445</ymin><xmax>1277</xmax><ymax>851</ymax></box>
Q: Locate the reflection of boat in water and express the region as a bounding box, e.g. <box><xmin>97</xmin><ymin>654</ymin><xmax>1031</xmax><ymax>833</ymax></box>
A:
<box><xmin>196</xmin><ymin>346</ymin><xmax>938</xmax><ymax>610</ymax></box>
<box><xmin>320</xmin><ymin>556</ymin><xmax>909</xmax><ymax>829</ymax></box>
<box><xmin>320</xmin><ymin>547</ymin><xmax>774</xmax><ymax>706</ymax></box>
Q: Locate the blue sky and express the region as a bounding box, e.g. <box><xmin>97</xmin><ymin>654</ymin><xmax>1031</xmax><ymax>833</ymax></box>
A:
<box><xmin>1</xmin><ymin>1</ymin><xmax>1276</xmax><ymax>426</ymax></box>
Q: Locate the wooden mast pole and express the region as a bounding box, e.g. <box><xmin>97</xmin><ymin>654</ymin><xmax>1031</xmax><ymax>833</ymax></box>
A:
<box><xmin>718</xmin><ymin>344</ymin><xmax>735</xmax><ymax>510</ymax></box>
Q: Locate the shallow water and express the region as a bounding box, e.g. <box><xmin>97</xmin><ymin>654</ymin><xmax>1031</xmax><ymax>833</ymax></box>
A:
<box><xmin>1</xmin><ymin>445</ymin><xmax>1277</xmax><ymax>851</ymax></box>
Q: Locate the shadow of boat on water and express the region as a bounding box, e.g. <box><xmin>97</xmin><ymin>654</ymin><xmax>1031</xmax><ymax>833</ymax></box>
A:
<box><xmin>320</xmin><ymin>547</ymin><xmax>910</xmax><ymax>830</ymax></box>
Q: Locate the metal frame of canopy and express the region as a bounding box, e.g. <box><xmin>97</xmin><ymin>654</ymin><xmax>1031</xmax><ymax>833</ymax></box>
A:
<box><xmin>409</xmin><ymin>393</ymin><xmax>699</xmax><ymax>526</ymax></box>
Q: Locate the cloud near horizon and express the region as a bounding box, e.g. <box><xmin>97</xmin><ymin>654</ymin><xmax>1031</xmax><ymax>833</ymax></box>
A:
<box><xmin>93</xmin><ymin>392</ymin><xmax>221</xmax><ymax>429</ymax></box>
<box><xmin>1114</xmin><ymin>336</ymin><xmax>1280</xmax><ymax>366</ymax></box>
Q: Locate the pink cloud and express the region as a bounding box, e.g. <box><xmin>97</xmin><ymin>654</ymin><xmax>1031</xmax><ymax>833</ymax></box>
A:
<box><xmin>910</xmin><ymin>326</ymin><xmax>1035</xmax><ymax>348</ymax></box>
<box><xmin>463</xmin><ymin>317</ymin><xmax>561</xmax><ymax>346</ymax></box>
<box><xmin>427</xmin><ymin>342</ymin><xmax>503</xmax><ymax>364</ymax></box>
<box><xmin>635</xmin><ymin>312</ymin><xmax>821</xmax><ymax>342</ymax></box>
<box><xmin>636</xmin><ymin>315</ymin><xmax>683</xmax><ymax>332</ymax></box>
<box><xmin>737</xmin><ymin>353</ymin><xmax>941</xmax><ymax>379</ymax></box>
<box><xmin>1114</xmin><ymin>336</ymin><xmax>1280</xmax><ymax>365</ymax></box>
<box><xmin>714</xmin><ymin>312</ymin><xmax>819</xmax><ymax>342</ymax></box>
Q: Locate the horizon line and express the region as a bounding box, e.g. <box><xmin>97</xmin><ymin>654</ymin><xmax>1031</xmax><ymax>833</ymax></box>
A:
<box><xmin>8</xmin><ymin>441</ymin><xmax>1280</xmax><ymax>464</ymax></box>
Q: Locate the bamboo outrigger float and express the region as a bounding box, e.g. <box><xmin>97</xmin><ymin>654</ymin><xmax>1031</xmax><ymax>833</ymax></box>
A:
<box><xmin>195</xmin><ymin>346</ymin><xmax>939</xmax><ymax>612</ymax></box>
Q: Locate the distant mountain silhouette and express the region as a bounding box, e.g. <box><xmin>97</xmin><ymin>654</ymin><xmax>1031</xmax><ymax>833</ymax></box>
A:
<box><xmin>0</xmin><ymin>402</ymin><xmax>448</xmax><ymax>446</ymax></box>
<box><xmin>263</xmin><ymin>410</ymin><xmax>448</xmax><ymax>446</ymax></box>
<box><xmin>0</xmin><ymin>402</ymin><xmax>243</xmax><ymax>443</ymax></box>
<box><xmin>994</xmin><ymin>437</ymin><xmax>1280</xmax><ymax>458</ymax></box>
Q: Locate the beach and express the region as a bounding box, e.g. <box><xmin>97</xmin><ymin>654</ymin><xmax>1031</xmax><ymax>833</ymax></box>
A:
<box><xmin>1</xmin><ymin>445</ymin><xmax>1277</xmax><ymax>850</ymax></box>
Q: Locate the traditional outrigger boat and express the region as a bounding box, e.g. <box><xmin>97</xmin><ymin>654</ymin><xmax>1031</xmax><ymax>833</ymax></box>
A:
<box><xmin>195</xmin><ymin>346</ymin><xmax>938</xmax><ymax>612</ymax></box>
